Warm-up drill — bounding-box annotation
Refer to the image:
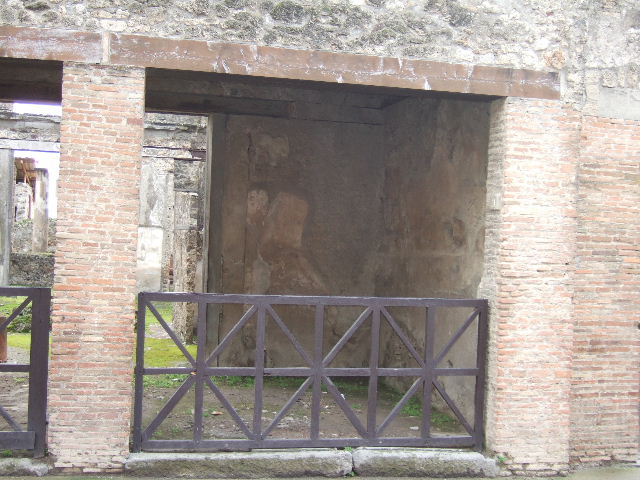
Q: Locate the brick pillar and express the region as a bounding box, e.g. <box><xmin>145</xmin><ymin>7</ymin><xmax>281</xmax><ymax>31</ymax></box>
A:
<box><xmin>49</xmin><ymin>63</ymin><xmax>145</xmax><ymax>472</ymax></box>
<box><xmin>571</xmin><ymin>116</ymin><xmax>640</xmax><ymax>464</ymax></box>
<box><xmin>480</xmin><ymin>97</ymin><xmax>579</xmax><ymax>475</ymax></box>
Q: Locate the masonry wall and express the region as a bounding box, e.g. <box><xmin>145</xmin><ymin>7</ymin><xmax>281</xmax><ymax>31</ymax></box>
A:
<box><xmin>49</xmin><ymin>63</ymin><xmax>144</xmax><ymax>472</ymax></box>
<box><xmin>571</xmin><ymin>116</ymin><xmax>640</xmax><ymax>464</ymax></box>
<box><xmin>209</xmin><ymin>112</ymin><xmax>385</xmax><ymax>367</ymax></box>
<box><xmin>2</xmin><ymin>1</ymin><xmax>638</xmax><ymax>112</ymax></box>
<box><xmin>0</xmin><ymin>1</ymin><xmax>638</xmax><ymax>472</ymax></box>
<box><xmin>377</xmin><ymin>97</ymin><xmax>490</xmax><ymax>421</ymax></box>
<box><xmin>480</xmin><ymin>98</ymin><xmax>580</xmax><ymax>475</ymax></box>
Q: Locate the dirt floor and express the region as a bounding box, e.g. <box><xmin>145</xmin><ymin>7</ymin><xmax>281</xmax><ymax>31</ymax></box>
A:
<box><xmin>141</xmin><ymin>317</ymin><xmax>465</xmax><ymax>443</ymax></box>
<box><xmin>1</xmin><ymin>328</ymin><xmax>465</xmax><ymax>447</ymax></box>
<box><xmin>0</xmin><ymin>347</ymin><xmax>30</xmax><ymax>431</ymax></box>
<box><xmin>142</xmin><ymin>377</ymin><xmax>465</xmax><ymax>443</ymax></box>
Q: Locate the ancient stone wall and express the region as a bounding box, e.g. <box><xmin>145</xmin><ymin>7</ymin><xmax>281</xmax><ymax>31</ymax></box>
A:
<box><xmin>1</xmin><ymin>1</ymin><xmax>638</xmax><ymax>113</ymax></box>
<box><xmin>378</xmin><ymin>97</ymin><xmax>490</xmax><ymax>420</ymax></box>
<box><xmin>0</xmin><ymin>0</ymin><xmax>638</xmax><ymax>473</ymax></box>
<box><xmin>210</xmin><ymin>111</ymin><xmax>385</xmax><ymax>366</ymax></box>
<box><xmin>9</xmin><ymin>252</ymin><xmax>54</xmax><ymax>287</ymax></box>
<box><xmin>11</xmin><ymin>219</ymin><xmax>56</xmax><ymax>254</ymax></box>
<box><xmin>13</xmin><ymin>182</ymin><xmax>32</xmax><ymax>221</ymax></box>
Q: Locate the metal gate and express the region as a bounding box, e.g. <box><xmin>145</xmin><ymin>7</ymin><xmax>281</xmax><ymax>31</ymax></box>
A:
<box><xmin>133</xmin><ymin>292</ymin><xmax>487</xmax><ymax>452</ymax></box>
<box><xmin>0</xmin><ymin>287</ymin><xmax>50</xmax><ymax>457</ymax></box>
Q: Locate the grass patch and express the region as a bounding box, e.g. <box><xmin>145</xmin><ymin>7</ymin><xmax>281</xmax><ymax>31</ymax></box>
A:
<box><xmin>7</xmin><ymin>333</ymin><xmax>31</xmax><ymax>350</ymax></box>
<box><xmin>401</xmin><ymin>396</ymin><xmax>422</xmax><ymax>416</ymax></box>
<box><xmin>144</xmin><ymin>374</ymin><xmax>189</xmax><ymax>388</ymax></box>
<box><xmin>264</xmin><ymin>376</ymin><xmax>304</xmax><ymax>389</ymax></box>
<box><xmin>0</xmin><ymin>296</ymin><xmax>25</xmax><ymax>315</ymax></box>
<box><xmin>143</xmin><ymin>374</ymin><xmax>257</xmax><ymax>389</ymax></box>
<box><xmin>431</xmin><ymin>410</ymin><xmax>459</xmax><ymax>430</ymax></box>
<box><xmin>143</xmin><ymin>337</ymin><xmax>197</xmax><ymax>367</ymax></box>
<box><xmin>218</xmin><ymin>375</ymin><xmax>255</xmax><ymax>387</ymax></box>
<box><xmin>144</xmin><ymin>302</ymin><xmax>174</xmax><ymax>331</ymax></box>
<box><xmin>330</xmin><ymin>377</ymin><xmax>368</xmax><ymax>396</ymax></box>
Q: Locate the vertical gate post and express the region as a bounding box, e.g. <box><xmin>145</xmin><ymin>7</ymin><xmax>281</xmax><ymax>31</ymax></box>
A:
<box><xmin>480</xmin><ymin>97</ymin><xmax>579</xmax><ymax>475</ymax></box>
<box><xmin>49</xmin><ymin>63</ymin><xmax>145</xmax><ymax>472</ymax></box>
<box><xmin>0</xmin><ymin>323</ymin><xmax>6</xmax><ymax>363</ymax></box>
<box><xmin>27</xmin><ymin>288</ymin><xmax>51</xmax><ymax>457</ymax></box>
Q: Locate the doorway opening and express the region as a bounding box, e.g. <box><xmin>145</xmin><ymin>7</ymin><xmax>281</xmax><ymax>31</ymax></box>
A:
<box><xmin>136</xmin><ymin>68</ymin><xmax>491</xmax><ymax>450</ymax></box>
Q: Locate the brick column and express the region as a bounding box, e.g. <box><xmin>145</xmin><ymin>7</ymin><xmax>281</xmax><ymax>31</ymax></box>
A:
<box><xmin>480</xmin><ymin>98</ymin><xmax>580</xmax><ymax>475</ymax></box>
<box><xmin>49</xmin><ymin>63</ymin><xmax>145</xmax><ymax>472</ymax></box>
<box><xmin>571</xmin><ymin>116</ymin><xmax>640</xmax><ymax>464</ymax></box>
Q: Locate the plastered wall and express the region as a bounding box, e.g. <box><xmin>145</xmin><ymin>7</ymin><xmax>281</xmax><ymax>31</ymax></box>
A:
<box><xmin>207</xmin><ymin>95</ymin><xmax>490</xmax><ymax>423</ymax></box>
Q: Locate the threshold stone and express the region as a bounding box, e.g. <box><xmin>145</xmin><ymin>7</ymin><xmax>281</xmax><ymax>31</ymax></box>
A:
<box><xmin>125</xmin><ymin>450</ymin><xmax>352</xmax><ymax>478</ymax></box>
<box><xmin>352</xmin><ymin>447</ymin><xmax>500</xmax><ymax>477</ymax></box>
<box><xmin>0</xmin><ymin>458</ymin><xmax>50</xmax><ymax>476</ymax></box>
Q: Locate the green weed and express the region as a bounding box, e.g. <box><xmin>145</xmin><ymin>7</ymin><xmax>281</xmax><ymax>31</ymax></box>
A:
<box><xmin>214</xmin><ymin>376</ymin><xmax>255</xmax><ymax>387</ymax></box>
<box><xmin>0</xmin><ymin>296</ymin><xmax>32</xmax><ymax>333</ymax></box>
<box><xmin>143</xmin><ymin>374</ymin><xmax>189</xmax><ymax>388</ymax></box>
<box><xmin>431</xmin><ymin>410</ymin><xmax>459</xmax><ymax>430</ymax></box>
<box><xmin>400</xmin><ymin>396</ymin><xmax>422</xmax><ymax>416</ymax></box>
<box><xmin>331</xmin><ymin>377</ymin><xmax>368</xmax><ymax>396</ymax></box>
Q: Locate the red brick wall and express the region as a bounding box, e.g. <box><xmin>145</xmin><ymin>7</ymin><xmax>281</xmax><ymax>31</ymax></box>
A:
<box><xmin>42</xmin><ymin>61</ymin><xmax>639</xmax><ymax>473</ymax></box>
<box><xmin>571</xmin><ymin>115</ymin><xmax>640</xmax><ymax>464</ymax></box>
<box><xmin>482</xmin><ymin>97</ymin><xmax>580</xmax><ymax>475</ymax></box>
<box><xmin>49</xmin><ymin>62</ymin><xmax>145</xmax><ymax>472</ymax></box>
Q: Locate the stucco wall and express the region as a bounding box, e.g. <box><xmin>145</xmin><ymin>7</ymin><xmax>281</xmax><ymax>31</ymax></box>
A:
<box><xmin>209</xmin><ymin>111</ymin><xmax>386</xmax><ymax>366</ymax></box>
<box><xmin>377</xmin><ymin>97</ymin><xmax>490</xmax><ymax>420</ymax></box>
<box><xmin>208</xmin><ymin>95</ymin><xmax>490</xmax><ymax>423</ymax></box>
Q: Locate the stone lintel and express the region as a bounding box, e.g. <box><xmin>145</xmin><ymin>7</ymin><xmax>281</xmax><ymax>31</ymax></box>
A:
<box><xmin>110</xmin><ymin>33</ymin><xmax>559</xmax><ymax>99</ymax></box>
<box><xmin>0</xmin><ymin>26</ymin><xmax>102</xmax><ymax>63</ymax></box>
<box><xmin>0</xmin><ymin>26</ymin><xmax>560</xmax><ymax>100</ymax></box>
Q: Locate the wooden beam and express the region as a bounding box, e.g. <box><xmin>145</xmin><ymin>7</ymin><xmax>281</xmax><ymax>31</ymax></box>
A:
<box><xmin>145</xmin><ymin>91</ymin><xmax>292</xmax><ymax>118</ymax></box>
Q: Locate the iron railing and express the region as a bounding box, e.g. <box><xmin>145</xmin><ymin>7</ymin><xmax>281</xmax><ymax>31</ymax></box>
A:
<box><xmin>133</xmin><ymin>292</ymin><xmax>487</xmax><ymax>452</ymax></box>
<box><xmin>0</xmin><ymin>287</ymin><xmax>50</xmax><ymax>457</ymax></box>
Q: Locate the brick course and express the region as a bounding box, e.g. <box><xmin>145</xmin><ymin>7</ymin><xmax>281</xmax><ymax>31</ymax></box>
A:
<box><xmin>49</xmin><ymin>62</ymin><xmax>145</xmax><ymax>471</ymax></box>
<box><xmin>571</xmin><ymin>116</ymin><xmax>640</xmax><ymax>464</ymax></box>
<box><xmin>481</xmin><ymin>97</ymin><xmax>580</xmax><ymax>475</ymax></box>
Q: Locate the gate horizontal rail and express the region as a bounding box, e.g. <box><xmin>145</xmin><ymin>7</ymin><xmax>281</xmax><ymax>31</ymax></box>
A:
<box><xmin>133</xmin><ymin>293</ymin><xmax>488</xmax><ymax>452</ymax></box>
<box><xmin>0</xmin><ymin>287</ymin><xmax>50</xmax><ymax>457</ymax></box>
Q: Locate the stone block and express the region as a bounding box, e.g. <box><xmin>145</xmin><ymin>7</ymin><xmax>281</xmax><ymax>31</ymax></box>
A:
<box><xmin>0</xmin><ymin>458</ymin><xmax>50</xmax><ymax>476</ymax></box>
<box><xmin>125</xmin><ymin>450</ymin><xmax>353</xmax><ymax>478</ymax></box>
<box><xmin>352</xmin><ymin>447</ymin><xmax>500</xmax><ymax>477</ymax></box>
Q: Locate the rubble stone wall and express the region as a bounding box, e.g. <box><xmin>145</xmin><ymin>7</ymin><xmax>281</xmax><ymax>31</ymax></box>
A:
<box><xmin>1</xmin><ymin>1</ymin><xmax>638</xmax><ymax>112</ymax></box>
